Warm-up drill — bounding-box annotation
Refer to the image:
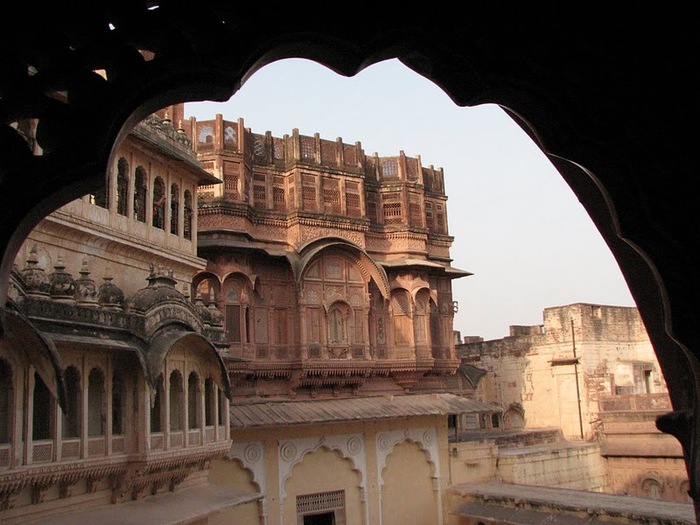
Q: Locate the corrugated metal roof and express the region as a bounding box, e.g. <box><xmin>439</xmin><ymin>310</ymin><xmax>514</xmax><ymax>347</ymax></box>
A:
<box><xmin>230</xmin><ymin>393</ymin><xmax>500</xmax><ymax>428</ymax></box>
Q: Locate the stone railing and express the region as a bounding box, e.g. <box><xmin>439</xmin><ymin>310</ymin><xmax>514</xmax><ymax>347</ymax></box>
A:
<box><xmin>598</xmin><ymin>392</ymin><xmax>671</xmax><ymax>413</ymax></box>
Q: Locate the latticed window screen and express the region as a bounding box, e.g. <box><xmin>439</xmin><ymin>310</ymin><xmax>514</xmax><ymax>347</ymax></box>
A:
<box><xmin>383</xmin><ymin>202</ymin><xmax>402</xmax><ymax>224</ymax></box>
<box><xmin>380</xmin><ymin>159</ymin><xmax>399</xmax><ymax>178</ymax></box>
<box><xmin>197</xmin><ymin>124</ymin><xmax>214</xmax><ymax>145</ymax></box>
<box><xmin>253</xmin><ymin>135</ymin><xmax>265</xmax><ymax>158</ymax></box>
<box><xmin>198</xmin><ymin>184</ymin><xmax>215</xmax><ymax>201</ymax></box>
<box><xmin>302</xmin><ymin>186</ymin><xmax>316</xmax><ymax>209</ymax></box>
<box><xmin>301</xmin><ymin>136</ymin><xmax>315</xmax><ymax>159</ymax></box>
<box><xmin>343</xmin><ymin>144</ymin><xmax>357</xmax><ymax>165</ymax></box>
<box><xmin>273</xmin><ymin>138</ymin><xmax>284</xmax><ymax>159</ymax></box>
<box><xmin>225</xmin><ymin>175</ymin><xmax>238</xmax><ymax>193</ymax></box>
<box><xmin>409</xmin><ymin>202</ymin><xmax>422</xmax><ymax>226</ymax></box>
<box><xmin>367</xmin><ymin>201</ymin><xmax>378</xmax><ymax>223</ymax></box>
<box><xmin>436</xmin><ymin>205</ymin><xmax>445</xmax><ymax>233</ymax></box>
<box><xmin>297</xmin><ymin>490</ymin><xmax>345</xmax><ymax>514</ymax></box>
<box><xmin>405</xmin><ymin>157</ymin><xmax>419</xmax><ymax>181</ymax></box>
<box><xmin>320</xmin><ymin>139</ymin><xmax>337</xmax><ymax>165</ymax></box>
<box><xmin>346</xmin><ymin>193</ymin><xmax>361</xmax><ymax>216</ymax></box>
<box><xmin>273</xmin><ymin>187</ymin><xmax>286</xmax><ymax>210</ymax></box>
<box><xmin>253</xmin><ymin>185</ymin><xmax>266</xmax><ymax>207</ymax></box>
<box><xmin>323</xmin><ymin>186</ymin><xmax>341</xmax><ymax>214</ymax></box>
<box><xmin>223</xmin><ymin>124</ymin><xmax>237</xmax><ymax>147</ymax></box>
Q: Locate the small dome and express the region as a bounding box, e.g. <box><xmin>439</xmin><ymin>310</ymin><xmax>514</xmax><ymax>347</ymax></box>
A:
<box><xmin>74</xmin><ymin>259</ymin><xmax>99</xmax><ymax>307</ymax></box>
<box><xmin>206</xmin><ymin>295</ymin><xmax>224</xmax><ymax>327</ymax></box>
<box><xmin>193</xmin><ymin>292</ymin><xmax>212</xmax><ymax>326</ymax></box>
<box><xmin>98</xmin><ymin>268</ymin><xmax>124</xmax><ymax>310</ymax></box>
<box><xmin>48</xmin><ymin>255</ymin><xmax>75</xmax><ymax>302</ymax></box>
<box><xmin>127</xmin><ymin>264</ymin><xmax>188</xmax><ymax>314</ymax></box>
<box><xmin>20</xmin><ymin>244</ymin><xmax>50</xmax><ymax>297</ymax></box>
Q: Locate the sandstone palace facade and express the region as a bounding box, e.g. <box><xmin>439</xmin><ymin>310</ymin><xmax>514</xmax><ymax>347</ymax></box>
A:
<box><xmin>187</xmin><ymin>112</ymin><xmax>469</xmax><ymax>400</ymax></box>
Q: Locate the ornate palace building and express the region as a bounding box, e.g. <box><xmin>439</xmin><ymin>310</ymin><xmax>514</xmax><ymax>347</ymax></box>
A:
<box><xmin>181</xmin><ymin>111</ymin><xmax>485</xmax><ymax>525</ymax></box>
<box><xmin>187</xmin><ymin>112</ymin><xmax>469</xmax><ymax>399</ymax></box>
<box><xmin>0</xmin><ymin>109</ymin><xmax>252</xmax><ymax>524</ymax></box>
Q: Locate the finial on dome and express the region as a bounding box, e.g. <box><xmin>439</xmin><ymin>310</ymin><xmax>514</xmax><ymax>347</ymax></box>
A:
<box><xmin>21</xmin><ymin>244</ymin><xmax>49</xmax><ymax>297</ymax></box>
<box><xmin>98</xmin><ymin>267</ymin><xmax>124</xmax><ymax>310</ymax></box>
<box><xmin>49</xmin><ymin>254</ymin><xmax>75</xmax><ymax>303</ymax></box>
<box><xmin>74</xmin><ymin>258</ymin><xmax>98</xmax><ymax>307</ymax></box>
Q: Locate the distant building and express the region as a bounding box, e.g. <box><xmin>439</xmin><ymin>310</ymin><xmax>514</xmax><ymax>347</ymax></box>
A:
<box><xmin>456</xmin><ymin>303</ymin><xmax>690</xmax><ymax>503</ymax></box>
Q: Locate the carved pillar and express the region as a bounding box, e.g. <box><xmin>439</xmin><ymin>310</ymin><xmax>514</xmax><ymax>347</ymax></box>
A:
<box><xmin>23</xmin><ymin>368</ymin><xmax>34</xmax><ymax>466</ymax></box>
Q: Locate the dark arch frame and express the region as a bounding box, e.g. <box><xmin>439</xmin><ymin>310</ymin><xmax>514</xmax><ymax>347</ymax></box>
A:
<box><xmin>0</xmin><ymin>5</ymin><xmax>698</xmax><ymax>518</ymax></box>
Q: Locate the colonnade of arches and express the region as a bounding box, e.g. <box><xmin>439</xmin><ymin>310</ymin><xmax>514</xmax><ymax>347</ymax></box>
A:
<box><xmin>106</xmin><ymin>156</ymin><xmax>194</xmax><ymax>240</ymax></box>
<box><xmin>193</xmin><ymin>246</ymin><xmax>450</xmax><ymax>363</ymax></box>
<box><xmin>0</xmin><ymin>345</ymin><xmax>228</xmax><ymax>467</ymax></box>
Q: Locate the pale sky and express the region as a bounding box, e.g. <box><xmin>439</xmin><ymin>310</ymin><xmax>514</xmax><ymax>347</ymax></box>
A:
<box><xmin>185</xmin><ymin>58</ymin><xmax>635</xmax><ymax>341</ymax></box>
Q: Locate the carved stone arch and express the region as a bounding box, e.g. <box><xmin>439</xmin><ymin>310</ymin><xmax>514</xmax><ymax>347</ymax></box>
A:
<box><xmin>410</xmin><ymin>286</ymin><xmax>437</xmax><ymax>309</ymax></box>
<box><xmin>1</xmin><ymin>308</ymin><xmax>67</xmax><ymax>412</ymax></box>
<box><xmin>503</xmin><ymin>402</ymin><xmax>525</xmax><ymax>429</ymax></box>
<box><xmin>412</xmin><ymin>286</ymin><xmax>436</xmax><ymax>309</ymax></box>
<box><xmin>62</xmin><ymin>364</ymin><xmax>83</xmax><ymax>438</ymax></box>
<box><xmin>297</xmin><ymin>238</ymin><xmax>390</xmax><ymax>300</ymax></box>
<box><xmin>640</xmin><ymin>474</ymin><xmax>665</xmax><ymax>499</ymax></box>
<box><xmin>87</xmin><ymin>366</ymin><xmax>107</xmax><ymax>437</ymax></box>
<box><xmin>326</xmin><ymin>300</ymin><xmax>355</xmax><ymax>346</ymax></box>
<box><xmin>145</xmin><ymin>325</ymin><xmax>231</xmax><ymax>401</ymax></box>
<box><xmin>323</xmin><ymin>296</ymin><xmax>353</xmax><ymax>314</ymax></box>
<box><xmin>277</xmin><ymin>434</ymin><xmax>367</xmax><ymax>503</ymax></box>
<box><xmin>375</xmin><ymin>427</ymin><xmax>440</xmax><ymax>489</ymax></box>
<box><xmin>192</xmin><ymin>271</ymin><xmax>222</xmax><ymax>301</ymax></box>
<box><xmin>221</xmin><ymin>271</ymin><xmax>256</xmax><ymax>303</ymax></box>
<box><xmin>229</xmin><ymin>440</ymin><xmax>267</xmax><ymax>494</ymax></box>
<box><xmin>390</xmin><ymin>288</ymin><xmax>413</xmax><ymax>314</ymax></box>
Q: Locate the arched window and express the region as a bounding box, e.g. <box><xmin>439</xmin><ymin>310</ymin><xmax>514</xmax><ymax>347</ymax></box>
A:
<box><xmin>150</xmin><ymin>376</ymin><xmax>164</xmax><ymax>433</ymax></box>
<box><xmin>33</xmin><ymin>372</ymin><xmax>52</xmax><ymax>441</ymax></box>
<box><xmin>196</xmin><ymin>277</ymin><xmax>218</xmax><ymax>302</ymax></box>
<box><xmin>218</xmin><ymin>388</ymin><xmax>225</xmax><ymax>426</ymax></box>
<box><xmin>62</xmin><ymin>366</ymin><xmax>81</xmax><ymax>439</ymax></box>
<box><xmin>414</xmin><ymin>291</ymin><xmax>429</xmax><ymax>345</ymax></box>
<box><xmin>169</xmin><ymin>370</ymin><xmax>184</xmax><ymax>431</ymax></box>
<box><xmin>642</xmin><ymin>478</ymin><xmax>662</xmax><ymax>499</ymax></box>
<box><xmin>112</xmin><ymin>371</ymin><xmax>124</xmax><ymax>435</ymax></box>
<box><xmin>223</xmin><ymin>275</ymin><xmax>250</xmax><ymax>344</ymax></box>
<box><xmin>188</xmin><ymin>372</ymin><xmax>200</xmax><ymax>429</ymax></box>
<box><xmin>328</xmin><ymin>303</ymin><xmax>349</xmax><ymax>344</ymax></box>
<box><xmin>116</xmin><ymin>157</ymin><xmax>129</xmax><ymax>216</ymax></box>
<box><xmin>170</xmin><ymin>183</ymin><xmax>179</xmax><ymax>235</ymax></box>
<box><xmin>429</xmin><ymin>299</ymin><xmax>441</xmax><ymax>357</ymax></box>
<box><xmin>134</xmin><ymin>167</ymin><xmax>147</xmax><ymax>222</ymax></box>
<box><xmin>183</xmin><ymin>190</ymin><xmax>192</xmax><ymax>239</ymax></box>
<box><xmin>0</xmin><ymin>359</ymin><xmax>13</xmax><ymax>443</ymax></box>
<box><xmin>391</xmin><ymin>291</ymin><xmax>412</xmax><ymax>345</ymax></box>
<box><xmin>204</xmin><ymin>377</ymin><xmax>214</xmax><ymax>426</ymax></box>
<box><xmin>87</xmin><ymin>368</ymin><xmax>105</xmax><ymax>437</ymax></box>
<box><xmin>152</xmin><ymin>176</ymin><xmax>166</xmax><ymax>229</ymax></box>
